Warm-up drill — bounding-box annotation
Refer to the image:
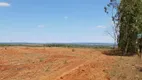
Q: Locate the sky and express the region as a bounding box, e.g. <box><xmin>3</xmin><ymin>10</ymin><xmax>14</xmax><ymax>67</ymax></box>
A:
<box><xmin>0</xmin><ymin>0</ymin><xmax>114</xmax><ymax>43</ymax></box>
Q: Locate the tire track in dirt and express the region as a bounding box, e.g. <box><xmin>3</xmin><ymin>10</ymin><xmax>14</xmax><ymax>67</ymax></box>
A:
<box><xmin>55</xmin><ymin>55</ymin><xmax>113</xmax><ymax>80</ymax></box>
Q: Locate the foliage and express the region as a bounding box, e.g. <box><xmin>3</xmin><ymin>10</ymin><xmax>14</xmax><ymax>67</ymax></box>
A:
<box><xmin>104</xmin><ymin>0</ymin><xmax>120</xmax><ymax>47</ymax></box>
<box><xmin>105</xmin><ymin>0</ymin><xmax>142</xmax><ymax>55</ymax></box>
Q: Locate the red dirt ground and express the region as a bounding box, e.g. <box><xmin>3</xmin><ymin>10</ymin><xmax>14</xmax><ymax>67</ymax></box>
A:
<box><xmin>0</xmin><ymin>47</ymin><xmax>114</xmax><ymax>80</ymax></box>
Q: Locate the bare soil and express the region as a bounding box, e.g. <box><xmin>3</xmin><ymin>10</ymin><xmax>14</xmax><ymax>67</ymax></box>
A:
<box><xmin>0</xmin><ymin>47</ymin><xmax>113</xmax><ymax>80</ymax></box>
<box><xmin>1</xmin><ymin>47</ymin><xmax>141</xmax><ymax>80</ymax></box>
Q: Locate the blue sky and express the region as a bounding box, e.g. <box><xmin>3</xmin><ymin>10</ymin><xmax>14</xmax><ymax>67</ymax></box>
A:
<box><xmin>0</xmin><ymin>0</ymin><xmax>114</xmax><ymax>43</ymax></box>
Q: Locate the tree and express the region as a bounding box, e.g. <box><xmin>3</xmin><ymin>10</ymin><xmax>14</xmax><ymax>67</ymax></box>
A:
<box><xmin>105</xmin><ymin>0</ymin><xmax>142</xmax><ymax>55</ymax></box>
<box><xmin>104</xmin><ymin>0</ymin><xmax>120</xmax><ymax>48</ymax></box>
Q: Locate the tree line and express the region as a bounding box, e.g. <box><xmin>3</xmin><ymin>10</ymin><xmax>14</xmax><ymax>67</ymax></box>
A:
<box><xmin>105</xmin><ymin>0</ymin><xmax>142</xmax><ymax>55</ymax></box>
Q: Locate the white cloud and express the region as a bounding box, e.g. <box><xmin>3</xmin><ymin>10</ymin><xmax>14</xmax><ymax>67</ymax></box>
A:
<box><xmin>38</xmin><ymin>25</ymin><xmax>45</xmax><ymax>28</ymax></box>
<box><xmin>0</xmin><ymin>2</ymin><xmax>10</xmax><ymax>7</ymax></box>
<box><xmin>64</xmin><ymin>16</ymin><xmax>68</xmax><ymax>20</ymax></box>
<box><xmin>96</xmin><ymin>25</ymin><xmax>106</xmax><ymax>29</ymax></box>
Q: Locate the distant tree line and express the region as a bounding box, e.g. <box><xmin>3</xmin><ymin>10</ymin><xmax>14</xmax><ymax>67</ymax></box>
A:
<box><xmin>44</xmin><ymin>44</ymin><xmax>112</xmax><ymax>49</ymax></box>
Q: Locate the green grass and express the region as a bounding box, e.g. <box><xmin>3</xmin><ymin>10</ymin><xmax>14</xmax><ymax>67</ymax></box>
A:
<box><xmin>39</xmin><ymin>58</ymin><xmax>44</xmax><ymax>62</ymax></box>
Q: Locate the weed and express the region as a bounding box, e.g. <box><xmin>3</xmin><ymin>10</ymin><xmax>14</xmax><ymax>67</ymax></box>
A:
<box><xmin>63</xmin><ymin>60</ymin><xmax>68</xmax><ymax>64</ymax></box>
<box><xmin>45</xmin><ymin>67</ymin><xmax>50</xmax><ymax>72</ymax></box>
<box><xmin>72</xmin><ymin>49</ymin><xmax>75</xmax><ymax>52</ymax></box>
<box><xmin>39</xmin><ymin>58</ymin><xmax>44</xmax><ymax>62</ymax></box>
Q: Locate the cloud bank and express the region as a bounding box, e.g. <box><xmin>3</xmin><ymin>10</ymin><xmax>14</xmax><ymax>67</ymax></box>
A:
<box><xmin>96</xmin><ymin>25</ymin><xmax>106</xmax><ymax>29</ymax></box>
<box><xmin>0</xmin><ymin>2</ymin><xmax>10</xmax><ymax>7</ymax></box>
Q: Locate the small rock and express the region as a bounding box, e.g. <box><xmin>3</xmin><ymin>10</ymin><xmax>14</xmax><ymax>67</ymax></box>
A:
<box><xmin>60</xmin><ymin>77</ymin><xmax>63</xmax><ymax>79</ymax></box>
<box><xmin>103</xmin><ymin>69</ymin><xmax>106</xmax><ymax>72</ymax></box>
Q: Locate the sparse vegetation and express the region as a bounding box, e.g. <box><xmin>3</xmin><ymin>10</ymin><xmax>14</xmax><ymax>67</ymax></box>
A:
<box><xmin>63</xmin><ymin>60</ymin><xmax>68</xmax><ymax>64</ymax></box>
<box><xmin>39</xmin><ymin>58</ymin><xmax>44</xmax><ymax>62</ymax></box>
<box><xmin>45</xmin><ymin>67</ymin><xmax>50</xmax><ymax>72</ymax></box>
<box><xmin>72</xmin><ymin>49</ymin><xmax>75</xmax><ymax>52</ymax></box>
<box><xmin>108</xmin><ymin>55</ymin><xmax>142</xmax><ymax>80</ymax></box>
<box><xmin>0</xmin><ymin>47</ymin><xmax>113</xmax><ymax>80</ymax></box>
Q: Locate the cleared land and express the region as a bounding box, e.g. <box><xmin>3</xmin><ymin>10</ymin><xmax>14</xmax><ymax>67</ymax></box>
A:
<box><xmin>0</xmin><ymin>47</ymin><xmax>142</xmax><ymax>80</ymax></box>
<box><xmin>0</xmin><ymin>47</ymin><xmax>113</xmax><ymax>80</ymax></box>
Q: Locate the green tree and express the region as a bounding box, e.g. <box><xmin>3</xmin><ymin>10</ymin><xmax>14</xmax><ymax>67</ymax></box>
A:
<box><xmin>105</xmin><ymin>0</ymin><xmax>142</xmax><ymax>55</ymax></box>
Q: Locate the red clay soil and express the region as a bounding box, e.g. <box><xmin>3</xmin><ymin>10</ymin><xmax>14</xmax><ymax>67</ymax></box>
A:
<box><xmin>0</xmin><ymin>47</ymin><xmax>114</xmax><ymax>80</ymax></box>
